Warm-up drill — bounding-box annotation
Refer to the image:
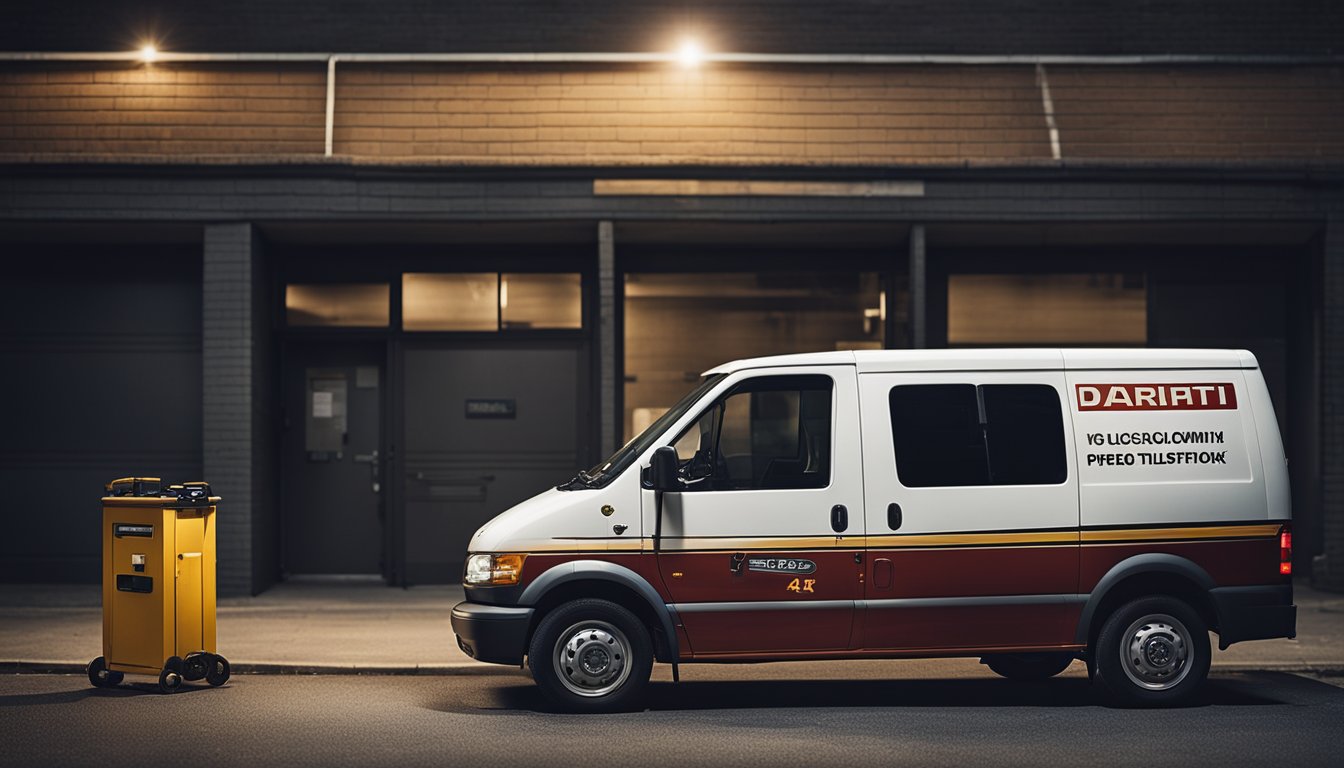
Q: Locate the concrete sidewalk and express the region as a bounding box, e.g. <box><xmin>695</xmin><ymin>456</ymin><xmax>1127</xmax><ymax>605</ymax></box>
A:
<box><xmin>2</xmin><ymin>579</ymin><xmax>1341</xmax><ymax>675</ymax></box>
<box><xmin>0</xmin><ymin>579</ymin><xmax>488</xmax><ymax>674</ymax></box>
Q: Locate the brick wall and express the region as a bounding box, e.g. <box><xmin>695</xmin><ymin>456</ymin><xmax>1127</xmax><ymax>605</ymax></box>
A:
<box><xmin>203</xmin><ymin>223</ymin><xmax>273</xmax><ymax>596</ymax></box>
<box><xmin>5</xmin><ymin>62</ymin><xmax>1341</xmax><ymax>166</ymax></box>
<box><xmin>332</xmin><ymin>65</ymin><xmax>1048</xmax><ymax>163</ymax></box>
<box><xmin>0</xmin><ymin>65</ymin><xmax>325</xmax><ymax>156</ymax></box>
<box><xmin>1049</xmin><ymin>66</ymin><xmax>1344</xmax><ymax>161</ymax></box>
<box><xmin>1318</xmin><ymin>208</ymin><xmax>1344</xmax><ymax>590</ymax></box>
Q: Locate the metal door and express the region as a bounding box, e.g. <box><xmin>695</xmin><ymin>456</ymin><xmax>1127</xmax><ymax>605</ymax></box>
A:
<box><xmin>401</xmin><ymin>346</ymin><xmax>585</xmax><ymax>583</ymax></box>
<box><xmin>282</xmin><ymin>342</ymin><xmax>385</xmax><ymax>575</ymax></box>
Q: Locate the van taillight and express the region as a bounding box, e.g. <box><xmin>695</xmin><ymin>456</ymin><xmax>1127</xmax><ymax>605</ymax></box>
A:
<box><xmin>1279</xmin><ymin>526</ymin><xmax>1292</xmax><ymax>576</ymax></box>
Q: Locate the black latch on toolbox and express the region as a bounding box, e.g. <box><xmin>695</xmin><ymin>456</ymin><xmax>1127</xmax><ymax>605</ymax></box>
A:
<box><xmin>167</xmin><ymin>482</ymin><xmax>212</xmax><ymax>506</ymax></box>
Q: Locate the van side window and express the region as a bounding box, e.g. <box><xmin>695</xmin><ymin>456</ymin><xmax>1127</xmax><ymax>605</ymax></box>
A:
<box><xmin>888</xmin><ymin>383</ymin><xmax>1066</xmax><ymax>487</ymax></box>
<box><xmin>670</xmin><ymin>375</ymin><xmax>833</xmax><ymax>491</ymax></box>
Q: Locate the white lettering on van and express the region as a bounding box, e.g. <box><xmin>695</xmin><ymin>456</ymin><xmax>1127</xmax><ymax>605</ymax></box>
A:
<box><xmin>1104</xmin><ymin>387</ymin><xmax>1134</xmax><ymax>408</ymax></box>
<box><xmin>1133</xmin><ymin>387</ymin><xmax>1158</xmax><ymax>407</ymax></box>
<box><xmin>1078</xmin><ymin>386</ymin><xmax>1101</xmax><ymax>408</ymax></box>
<box><xmin>1192</xmin><ymin>385</ymin><xmax>1216</xmax><ymax>405</ymax></box>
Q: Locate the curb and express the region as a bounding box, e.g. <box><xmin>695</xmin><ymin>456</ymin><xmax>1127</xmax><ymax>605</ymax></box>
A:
<box><xmin>1208</xmin><ymin>663</ymin><xmax>1344</xmax><ymax>676</ymax></box>
<box><xmin>0</xmin><ymin>660</ymin><xmax>524</xmax><ymax>677</ymax></box>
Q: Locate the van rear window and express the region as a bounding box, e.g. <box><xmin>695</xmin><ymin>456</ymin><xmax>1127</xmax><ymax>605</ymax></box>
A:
<box><xmin>889</xmin><ymin>384</ymin><xmax>1067</xmax><ymax>487</ymax></box>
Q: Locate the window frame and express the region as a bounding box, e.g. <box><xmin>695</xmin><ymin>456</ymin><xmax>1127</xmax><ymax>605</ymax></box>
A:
<box><xmin>668</xmin><ymin>373</ymin><xmax>836</xmax><ymax>492</ymax></box>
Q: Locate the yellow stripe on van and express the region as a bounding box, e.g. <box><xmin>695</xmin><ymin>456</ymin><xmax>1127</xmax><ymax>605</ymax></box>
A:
<box><xmin>1080</xmin><ymin>523</ymin><xmax>1280</xmax><ymax>544</ymax></box>
<box><xmin>525</xmin><ymin>522</ymin><xmax>1280</xmax><ymax>555</ymax></box>
<box><xmin>866</xmin><ymin>530</ymin><xmax>1079</xmax><ymax>549</ymax></box>
<box><xmin>658</xmin><ymin>536</ymin><xmax>856</xmax><ymax>551</ymax></box>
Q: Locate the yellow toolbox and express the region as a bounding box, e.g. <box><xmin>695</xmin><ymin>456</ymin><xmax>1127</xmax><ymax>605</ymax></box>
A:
<box><xmin>87</xmin><ymin>477</ymin><xmax>230</xmax><ymax>693</ymax></box>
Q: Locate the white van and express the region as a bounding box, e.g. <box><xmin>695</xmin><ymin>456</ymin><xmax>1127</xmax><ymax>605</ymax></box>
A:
<box><xmin>451</xmin><ymin>349</ymin><xmax>1296</xmax><ymax>711</ymax></box>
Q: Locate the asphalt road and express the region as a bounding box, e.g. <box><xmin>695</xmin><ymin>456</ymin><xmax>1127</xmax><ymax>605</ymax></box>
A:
<box><xmin>2</xmin><ymin>661</ymin><xmax>1341</xmax><ymax>767</ymax></box>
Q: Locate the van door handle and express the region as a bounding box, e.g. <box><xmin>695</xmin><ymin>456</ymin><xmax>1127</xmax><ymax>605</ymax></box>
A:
<box><xmin>887</xmin><ymin>503</ymin><xmax>902</xmax><ymax>531</ymax></box>
<box><xmin>874</xmin><ymin>558</ymin><xmax>893</xmax><ymax>590</ymax></box>
<box><xmin>831</xmin><ymin>504</ymin><xmax>848</xmax><ymax>533</ymax></box>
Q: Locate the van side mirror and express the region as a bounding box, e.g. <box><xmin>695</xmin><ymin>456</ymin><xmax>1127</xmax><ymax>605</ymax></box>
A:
<box><xmin>648</xmin><ymin>446</ymin><xmax>681</xmax><ymax>492</ymax></box>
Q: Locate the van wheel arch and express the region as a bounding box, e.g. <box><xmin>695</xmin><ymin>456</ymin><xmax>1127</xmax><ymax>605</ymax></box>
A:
<box><xmin>1078</xmin><ymin>554</ymin><xmax>1219</xmax><ymax>652</ymax></box>
<box><xmin>519</xmin><ymin>562</ymin><xmax>679</xmax><ymax>664</ymax></box>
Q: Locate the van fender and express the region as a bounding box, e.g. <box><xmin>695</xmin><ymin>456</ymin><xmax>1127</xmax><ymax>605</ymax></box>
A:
<box><xmin>1074</xmin><ymin>553</ymin><xmax>1216</xmax><ymax>645</ymax></box>
<box><xmin>518</xmin><ymin>559</ymin><xmax>679</xmax><ymax>662</ymax></box>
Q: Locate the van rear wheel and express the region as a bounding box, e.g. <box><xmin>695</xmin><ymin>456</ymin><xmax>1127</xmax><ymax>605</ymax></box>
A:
<box><xmin>1094</xmin><ymin>595</ymin><xmax>1210</xmax><ymax>707</ymax></box>
<box><xmin>528</xmin><ymin>598</ymin><xmax>653</xmax><ymax>713</ymax></box>
<box><xmin>984</xmin><ymin>652</ymin><xmax>1075</xmax><ymax>681</ymax></box>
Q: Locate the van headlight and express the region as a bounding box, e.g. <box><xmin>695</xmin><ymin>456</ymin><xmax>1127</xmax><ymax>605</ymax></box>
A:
<box><xmin>464</xmin><ymin>553</ymin><xmax>527</xmax><ymax>585</ymax></box>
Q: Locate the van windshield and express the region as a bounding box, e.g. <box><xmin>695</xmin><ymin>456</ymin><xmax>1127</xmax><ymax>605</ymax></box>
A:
<box><xmin>561</xmin><ymin>373</ymin><xmax>726</xmax><ymax>490</ymax></box>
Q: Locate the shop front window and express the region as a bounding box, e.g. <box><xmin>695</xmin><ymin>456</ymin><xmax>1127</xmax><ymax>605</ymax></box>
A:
<box><xmin>623</xmin><ymin>271</ymin><xmax>888</xmax><ymax>441</ymax></box>
<box><xmin>947</xmin><ymin>273</ymin><xmax>1146</xmax><ymax>345</ymax></box>
<box><xmin>402</xmin><ymin>272</ymin><xmax>583</xmax><ymax>331</ymax></box>
<box><xmin>285</xmin><ymin>283</ymin><xmax>390</xmax><ymax>327</ymax></box>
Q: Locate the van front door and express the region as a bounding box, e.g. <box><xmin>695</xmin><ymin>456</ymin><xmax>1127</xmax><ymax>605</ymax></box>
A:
<box><xmin>859</xmin><ymin>371</ymin><xmax>1081</xmax><ymax>651</ymax></box>
<box><xmin>652</xmin><ymin>368</ymin><xmax>864</xmax><ymax>657</ymax></box>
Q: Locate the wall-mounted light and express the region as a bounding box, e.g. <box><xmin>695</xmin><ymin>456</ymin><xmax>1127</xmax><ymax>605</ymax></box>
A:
<box><xmin>138</xmin><ymin>44</ymin><xmax>158</xmax><ymax>63</ymax></box>
<box><xmin>676</xmin><ymin>39</ymin><xmax>704</xmax><ymax>68</ymax></box>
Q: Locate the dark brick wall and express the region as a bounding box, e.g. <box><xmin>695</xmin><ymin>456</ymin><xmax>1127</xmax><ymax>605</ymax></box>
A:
<box><xmin>2</xmin><ymin>1</ymin><xmax>1341</xmax><ymax>56</ymax></box>
<box><xmin>1318</xmin><ymin>205</ymin><xmax>1344</xmax><ymax>590</ymax></box>
<box><xmin>202</xmin><ymin>223</ymin><xmax>276</xmax><ymax>596</ymax></box>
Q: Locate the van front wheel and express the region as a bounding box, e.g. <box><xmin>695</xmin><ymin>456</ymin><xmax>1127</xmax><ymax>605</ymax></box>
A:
<box><xmin>528</xmin><ymin>598</ymin><xmax>653</xmax><ymax>713</ymax></box>
<box><xmin>1094</xmin><ymin>595</ymin><xmax>1210</xmax><ymax>707</ymax></box>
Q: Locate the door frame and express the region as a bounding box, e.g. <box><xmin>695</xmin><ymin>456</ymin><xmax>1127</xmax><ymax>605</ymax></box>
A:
<box><xmin>275</xmin><ymin>242</ymin><xmax>598</xmax><ymax>585</ymax></box>
<box><xmin>278</xmin><ymin>336</ymin><xmax>393</xmax><ymax>580</ymax></box>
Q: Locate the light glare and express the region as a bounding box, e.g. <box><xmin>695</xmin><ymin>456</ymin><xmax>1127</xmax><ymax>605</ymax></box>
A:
<box><xmin>139</xmin><ymin>44</ymin><xmax>158</xmax><ymax>63</ymax></box>
<box><xmin>677</xmin><ymin>39</ymin><xmax>704</xmax><ymax>68</ymax></box>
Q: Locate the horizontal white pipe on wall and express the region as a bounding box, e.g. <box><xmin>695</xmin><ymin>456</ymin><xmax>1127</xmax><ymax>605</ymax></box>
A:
<box><xmin>0</xmin><ymin>51</ymin><xmax>1340</xmax><ymax>64</ymax></box>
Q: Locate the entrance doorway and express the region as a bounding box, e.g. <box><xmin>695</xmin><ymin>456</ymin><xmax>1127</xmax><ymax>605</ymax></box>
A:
<box><xmin>281</xmin><ymin>341</ymin><xmax>385</xmax><ymax>576</ymax></box>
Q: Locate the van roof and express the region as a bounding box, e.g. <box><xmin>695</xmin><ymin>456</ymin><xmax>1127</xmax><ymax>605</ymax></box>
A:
<box><xmin>703</xmin><ymin>348</ymin><xmax>1258</xmax><ymax>376</ymax></box>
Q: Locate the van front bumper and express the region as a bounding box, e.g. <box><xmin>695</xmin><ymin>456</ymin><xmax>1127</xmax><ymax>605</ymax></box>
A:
<box><xmin>451</xmin><ymin>601</ymin><xmax>534</xmax><ymax>665</ymax></box>
<box><xmin>1211</xmin><ymin>584</ymin><xmax>1296</xmax><ymax>649</ymax></box>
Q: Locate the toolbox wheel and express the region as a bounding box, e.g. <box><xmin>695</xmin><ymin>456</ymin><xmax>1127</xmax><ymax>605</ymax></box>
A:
<box><xmin>205</xmin><ymin>655</ymin><xmax>231</xmax><ymax>687</ymax></box>
<box><xmin>158</xmin><ymin>656</ymin><xmax>185</xmax><ymax>694</ymax></box>
<box><xmin>182</xmin><ymin>653</ymin><xmax>210</xmax><ymax>681</ymax></box>
<box><xmin>87</xmin><ymin>656</ymin><xmax>123</xmax><ymax>688</ymax></box>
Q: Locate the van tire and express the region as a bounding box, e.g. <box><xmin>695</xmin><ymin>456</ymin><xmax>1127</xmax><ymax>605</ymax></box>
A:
<box><xmin>984</xmin><ymin>652</ymin><xmax>1075</xmax><ymax>681</ymax></box>
<box><xmin>528</xmin><ymin>598</ymin><xmax>653</xmax><ymax>713</ymax></box>
<box><xmin>1094</xmin><ymin>595</ymin><xmax>1210</xmax><ymax>707</ymax></box>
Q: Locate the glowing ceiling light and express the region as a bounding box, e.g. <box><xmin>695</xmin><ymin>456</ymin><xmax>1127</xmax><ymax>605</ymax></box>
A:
<box><xmin>676</xmin><ymin>39</ymin><xmax>704</xmax><ymax>68</ymax></box>
<box><xmin>139</xmin><ymin>44</ymin><xmax>158</xmax><ymax>63</ymax></box>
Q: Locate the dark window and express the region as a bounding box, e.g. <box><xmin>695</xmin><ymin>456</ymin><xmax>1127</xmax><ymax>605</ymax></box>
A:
<box><xmin>889</xmin><ymin>384</ymin><xmax>1066</xmax><ymax>487</ymax></box>
<box><xmin>982</xmin><ymin>385</ymin><xmax>1069</xmax><ymax>485</ymax></box>
<box><xmin>671</xmin><ymin>375</ymin><xmax>833</xmax><ymax>491</ymax></box>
